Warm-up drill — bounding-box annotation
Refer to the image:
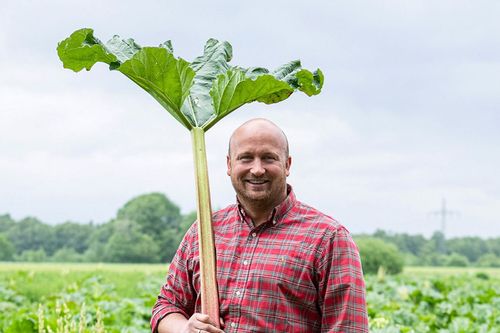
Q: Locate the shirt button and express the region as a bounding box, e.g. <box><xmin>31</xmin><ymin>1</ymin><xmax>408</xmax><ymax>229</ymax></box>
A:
<box><xmin>231</xmin><ymin>322</ymin><xmax>236</xmax><ymax>328</ymax></box>
<box><xmin>243</xmin><ymin>260</ymin><xmax>249</xmax><ymax>265</ymax></box>
<box><xmin>235</xmin><ymin>290</ymin><xmax>241</xmax><ymax>296</ymax></box>
<box><xmin>252</xmin><ymin>232</ymin><xmax>257</xmax><ymax>237</ymax></box>
<box><xmin>272</xmin><ymin>220</ymin><xmax>277</xmax><ymax>225</ymax></box>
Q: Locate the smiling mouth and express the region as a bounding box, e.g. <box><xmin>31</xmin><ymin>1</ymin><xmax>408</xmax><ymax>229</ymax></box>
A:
<box><xmin>245</xmin><ymin>179</ymin><xmax>269</xmax><ymax>185</ymax></box>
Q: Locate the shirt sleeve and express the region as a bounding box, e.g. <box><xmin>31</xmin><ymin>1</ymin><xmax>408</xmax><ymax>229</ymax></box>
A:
<box><xmin>151</xmin><ymin>224</ymin><xmax>197</xmax><ymax>333</ymax></box>
<box><xmin>317</xmin><ymin>227</ymin><xmax>369</xmax><ymax>333</ymax></box>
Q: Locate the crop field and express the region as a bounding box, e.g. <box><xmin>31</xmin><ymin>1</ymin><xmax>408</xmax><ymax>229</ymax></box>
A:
<box><xmin>0</xmin><ymin>263</ymin><xmax>499</xmax><ymax>333</ymax></box>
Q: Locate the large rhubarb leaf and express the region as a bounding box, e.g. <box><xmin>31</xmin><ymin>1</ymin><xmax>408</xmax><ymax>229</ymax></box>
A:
<box><xmin>57</xmin><ymin>28</ymin><xmax>324</xmax><ymax>130</ymax></box>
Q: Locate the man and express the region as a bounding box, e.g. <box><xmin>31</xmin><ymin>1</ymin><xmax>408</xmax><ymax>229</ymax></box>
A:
<box><xmin>151</xmin><ymin>118</ymin><xmax>368</xmax><ymax>332</ymax></box>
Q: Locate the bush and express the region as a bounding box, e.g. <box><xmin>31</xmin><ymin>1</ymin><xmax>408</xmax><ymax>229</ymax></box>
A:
<box><xmin>15</xmin><ymin>249</ymin><xmax>47</xmax><ymax>262</ymax></box>
<box><xmin>355</xmin><ymin>237</ymin><xmax>404</xmax><ymax>274</ymax></box>
<box><xmin>402</xmin><ymin>253</ymin><xmax>421</xmax><ymax>266</ymax></box>
<box><xmin>51</xmin><ymin>247</ymin><xmax>84</xmax><ymax>262</ymax></box>
<box><xmin>422</xmin><ymin>253</ymin><xmax>448</xmax><ymax>267</ymax></box>
<box><xmin>477</xmin><ymin>253</ymin><xmax>500</xmax><ymax>268</ymax></box>
<box><xmin>445</xmin><ymin>252</ymin><xmax>469</xmax><ymax>267</ymax></box>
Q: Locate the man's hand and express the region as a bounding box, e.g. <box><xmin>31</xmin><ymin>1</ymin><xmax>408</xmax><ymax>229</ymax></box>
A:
<box><xmin>157</xmin><ymin>312</ymin><xmax>225</xmax><ymax>333</ymax></box>
<box><xmin>183</xmin><ymin>313</ymin><xmax>225</xmax><ymax>333</ymax></box>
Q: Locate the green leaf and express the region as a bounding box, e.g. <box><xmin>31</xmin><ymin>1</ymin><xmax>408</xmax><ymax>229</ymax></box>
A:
<box><xmin>207</xmin><ymin>69</ymin><xmax>293</xmax><ymax>130</ymax></box>
<box><xmin>118</xmin><ymin>47</ymin><xmax>195</xmax><ymax>129</ymax></box>
<box><xmin>105</xmin><ymin>35</ymin><xmax>141</xmax><ymax>63</ymax></box>
<box><xmin>5</xmin><ymin>316</ymin><xmax>35</xmax><ymax>333</ymax></box>
<box><xmin>159</xmin><ymin>40</ymin><xmax>173</xmax><ymax>53</ymax></box>
<box><xmin>182</xmin><ymin>39</ymin><xmax>232</xmax><ymax>127</ymax></box>
<box><xmin>57</xmin><ymin>29</ymin><xmax>324</xmax><ymax>131</ymax></box>
<box><xmin>57</xmin><ymin>28</ymin><xmax>195</xmax><ymax>129</ymax></box>
<box><xmin>57</xmin><ymin>28</ymin><xmax>117</xmax><ymax>71</ymax></box>
<box><xmin>271</xmin><ymin>60</ymin><xmax>301</xmax><ymax>81</ymax></box>
<box><xmin>296</xmin><ymin>68</ymin><xmax>324</xmax><ymax>96</ymax></box>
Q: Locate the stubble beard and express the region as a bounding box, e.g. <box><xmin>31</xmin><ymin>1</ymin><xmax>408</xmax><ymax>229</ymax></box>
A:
<box><xmin>232</xmin><ymin>177</ymin><xmax>286</xmax><ymax>212</ymax></box>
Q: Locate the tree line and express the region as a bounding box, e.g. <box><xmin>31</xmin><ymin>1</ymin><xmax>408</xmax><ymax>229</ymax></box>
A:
<box><xmin>1</xmin><ymin>193</ymin><xmax>499</xmax><ymax>268</ymax></box>
<box><xmin>355</xmin><ymin>229</ymin><xmax>500</xmax><ymax>273</ymax></box>
<box><xmin>0</xmin><ymin>193</ymin><xmax>194</xmax><ymax>263</ymax></box>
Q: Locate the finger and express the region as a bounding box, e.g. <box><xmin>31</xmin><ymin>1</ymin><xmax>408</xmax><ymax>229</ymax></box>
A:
<box><xmin>194</xmin><ymin>313</ymin><xmax>219</xmax><ymax>327</ymax></box>
<box><xmin>193</xmin><ymin>313</ymin><xmax>211</xmax><ymax>323</ymax></box>
<box><xmin>197</xmin><ymin>325</ymin><xmax>225</xmax><ymax>333</ymax></box>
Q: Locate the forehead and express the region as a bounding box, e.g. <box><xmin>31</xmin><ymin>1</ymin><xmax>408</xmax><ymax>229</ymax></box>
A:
<box><xmin>230</xmin><ymin>123</ymin><xmax>287</xmax><ymax>155</ymax></box>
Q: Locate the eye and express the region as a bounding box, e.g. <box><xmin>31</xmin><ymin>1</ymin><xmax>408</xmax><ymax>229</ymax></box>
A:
<box><xmin>263</xmin><ymin>155</ymin><xmax>278</xmax><ymax>161</ymax></box>
<box><xmin>238</xmin><ymin>155</ymin><xmax>252</xmax><ymax>162</ymax></box>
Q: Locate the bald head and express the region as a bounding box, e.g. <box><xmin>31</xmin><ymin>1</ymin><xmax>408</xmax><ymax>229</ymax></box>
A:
<box><xmin>228</xmin><ymin>118</ymin><xmax>289</xmax><ymax>158</ymax></box>
<box><xmin>226</xmin><ymin>118</ymin><xmax>292</xmax><ymax>217</ymax></box>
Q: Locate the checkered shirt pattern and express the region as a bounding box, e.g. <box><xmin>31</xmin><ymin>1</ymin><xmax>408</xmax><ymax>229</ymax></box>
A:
<box><xmin>151</xmin><ymin>187</ymin><xmax>368</xmax><ymax>332</ymax></box>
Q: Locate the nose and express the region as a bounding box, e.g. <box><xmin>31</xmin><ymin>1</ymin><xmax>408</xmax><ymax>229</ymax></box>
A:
<box><xmin>250</xmin><ymin>159</ymin><xmax>265</xmax><ymax>177</ymax></box>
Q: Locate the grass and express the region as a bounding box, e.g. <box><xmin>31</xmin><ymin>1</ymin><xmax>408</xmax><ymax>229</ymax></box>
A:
<box><xmin>0</xmin><ymin>262</ymin><xmax>168</xmax><ymax>272</ymax></box>
<box><xmin>403</xmin><ymin>265</ymin><xmax>500</xmax><ymax>278</ymax></box>
<box><xmin>0</xmin><ymin>262</ymin><xmax>169</xmax><ymax>302</ymax></box>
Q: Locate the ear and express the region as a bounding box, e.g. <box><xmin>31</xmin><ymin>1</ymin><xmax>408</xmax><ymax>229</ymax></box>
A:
<box><xmin>285</xmin><ymin>156</ymin><xmax>292</xmax><ymax>177</ymax></box>
<box><xmin>226</xmin><ymin>155</ymin><xmax>231</xmax><ymax>176</ymax></box>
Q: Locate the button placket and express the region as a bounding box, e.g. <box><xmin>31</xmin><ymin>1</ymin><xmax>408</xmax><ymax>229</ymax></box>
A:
<box><xmin>230</xmin><ymin>228</ymin><xmax>256</xmax><ymax>331</ymax></box>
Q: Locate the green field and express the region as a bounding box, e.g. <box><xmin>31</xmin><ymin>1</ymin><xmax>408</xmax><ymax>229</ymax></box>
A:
<box><xmin>403</xmin><ymin>266</ymin><xmax>500</xmax><ymax>278</ymax></box>
<box><xmin>0</xmin><ymin>263</ymin><xmax>167</xmax><ymax>301</ymax></box>
<box><xmin>0</xmin><ymin>263</ymin><xmax>168</xmax><ymax>333</ymax></box>
<box><xmin>1</xmin><ymin>263</ymin><xmax>499</xmax><ymax>332</ymax></box>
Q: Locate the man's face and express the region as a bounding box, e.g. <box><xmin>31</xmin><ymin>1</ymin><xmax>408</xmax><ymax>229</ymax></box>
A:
<box><xmin>227</xmin><ymin>121</ymin><xmax>291</xmax><ymax>209</ymax></box>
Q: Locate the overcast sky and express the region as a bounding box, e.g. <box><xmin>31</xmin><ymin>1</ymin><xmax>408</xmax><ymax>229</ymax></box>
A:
<box><xmin>1</xmin><ymin>0</ymin><xmax>499</xmax><ymax>238</ymax></box>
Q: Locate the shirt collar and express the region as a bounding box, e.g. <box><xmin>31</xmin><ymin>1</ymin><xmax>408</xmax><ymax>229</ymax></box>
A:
<box><xmin>237</xmin><ymin>184</ymin><xmax>296</xmax><ymax>226</ymax></box>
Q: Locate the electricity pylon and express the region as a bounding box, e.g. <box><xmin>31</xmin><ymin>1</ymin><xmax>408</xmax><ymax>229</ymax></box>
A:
<box><xmin>429</xmin><ymin>198</ymin><xmax>459</xmax><ymax>253</ymax></box>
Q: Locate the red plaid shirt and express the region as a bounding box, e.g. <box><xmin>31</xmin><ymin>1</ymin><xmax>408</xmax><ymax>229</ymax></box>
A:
<box><xmin>151</xmin><ymin>186</ymin><xmax>368</xmax><ymax>332</ymax></box>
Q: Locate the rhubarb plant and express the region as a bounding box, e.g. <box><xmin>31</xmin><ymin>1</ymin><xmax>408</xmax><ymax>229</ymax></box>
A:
<box><xmin>57</xmin><ymin>28</ymin><xmax>323</xmax><ymax>326</ymax></box>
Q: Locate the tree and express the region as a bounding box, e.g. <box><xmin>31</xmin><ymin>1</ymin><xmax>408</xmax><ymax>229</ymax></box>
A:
<box><xmin>83</xmin><ymin>221</ymin><xmax>116</xmax><ymax>262</ymax></box>
<box><xmin>393</xmin><ymin>233</ymin><xmax>427</xmax><ymax>256</ymax></box>
<box><xmin>447</xmin><ymin>237</ymin><xmax>489</xmax><ymax>263</ymax></box>
<box><xmin>371</xmin><ymin>230</ymin><xmax>427</xmax><ymax>257</ymax></box>
<box><xmin>0</xmin><ymin>234</ymin><xmax>15</xmax><ymax>260</ymax></box>
<box><xmin>486</xmin><ymin>237</ymin><xmax>500</xmax><ymax>257</ymax></box>
<box><xmin>6</xmin><ymin>217</ymin><xmax>55</xmax><ymax>255</ymax></box>
<box><xmin>117</xmin><ymin>193</ymin><xmax>181</xmax><ymax>241</ymax></box>
<box><xmin>431</xmin><ymin>231</ymin><xmax>447</xmax><ymax>254</ymax></box>
<box><xmin>159</xmin><ymin>210</ymin><xmax>197</xmax><ymax>263</ymax></box>
<box><xmin>0</xmin><ymin>214</ymin><xmax>15</xmax><ymax>233</ymax></box>
<box><xmin>419</xmin><ymin>238</ymin><xmax>447</xmax><ymax>266</ymax></box>
<box><xmin>179</xmin><ymin>211</ymin><xmax>197</xmax><ymax>235</ymax></box>
<box><xmin>103</xmin><ymin>219</ymin><xmax>160</xmax><ymax>263</ymax></box>
<box><xmin>52</xmin><ymin>222</ymin><xmax>94</xmax><ymax>254</ymax></box>
<box><xmin>355</xmin><ymin>237</ymin><xmax>404</xmax><ymax>274</ymax></box>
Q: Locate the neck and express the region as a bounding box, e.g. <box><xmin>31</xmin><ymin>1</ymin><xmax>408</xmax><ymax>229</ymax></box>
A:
<box><xmin>239</xmin><ymin>192</ymin><xmax>287</xmax><ymax>227</ymax></box>
<box><xmin>245</xmin><ymin>205</ymin><xmax>273</xmax><ymax>227</ymax></box>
